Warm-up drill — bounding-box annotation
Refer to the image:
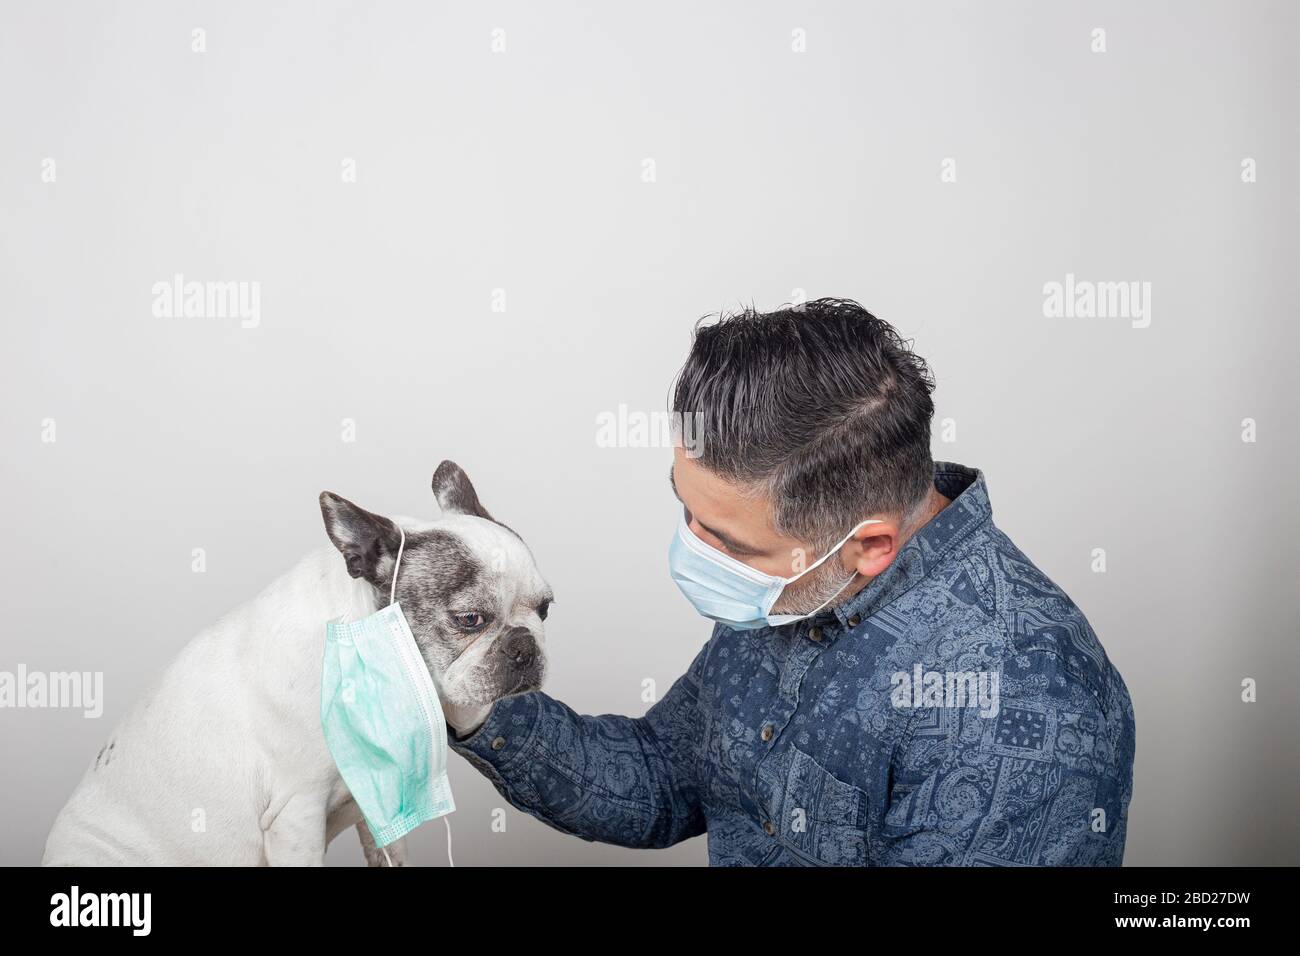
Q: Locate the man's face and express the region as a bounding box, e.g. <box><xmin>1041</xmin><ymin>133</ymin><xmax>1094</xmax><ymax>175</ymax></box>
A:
<box><xmin>669</xmin><ymin>447</ymin><xmax>858</xmax><ymax>615</ymax></box>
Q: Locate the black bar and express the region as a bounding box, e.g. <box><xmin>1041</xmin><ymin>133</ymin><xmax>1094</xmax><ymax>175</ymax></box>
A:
<box><xmin>0</xmin><ymin>866</ymin><xmax>1286</xmax><ymax>940</ymax></box>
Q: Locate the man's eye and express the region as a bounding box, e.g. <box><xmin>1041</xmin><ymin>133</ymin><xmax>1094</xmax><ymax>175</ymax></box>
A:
<box><xmin>453</xmin><ymin>612</ymin><xmax>488</xmax><ymax>631</ymax></box>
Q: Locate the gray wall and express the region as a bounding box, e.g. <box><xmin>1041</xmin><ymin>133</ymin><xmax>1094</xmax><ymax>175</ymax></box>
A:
<box><xmin>1</xmin><ymin>0</ymin><xmax>1295</xmax><ymax>866</ymax></box>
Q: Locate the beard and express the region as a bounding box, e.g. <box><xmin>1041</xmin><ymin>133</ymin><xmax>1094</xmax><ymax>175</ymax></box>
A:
<box><xmin>770</xmin><ymin>558</ymin><xmax>859</xmax><ymax>616</ymax></box>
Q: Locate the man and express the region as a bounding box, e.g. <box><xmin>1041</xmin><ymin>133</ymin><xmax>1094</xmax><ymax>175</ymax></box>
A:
<box><xmin>448</xmin><ymin>298</ymin><xmax>1136</xmax><ymax>866</ymax></box>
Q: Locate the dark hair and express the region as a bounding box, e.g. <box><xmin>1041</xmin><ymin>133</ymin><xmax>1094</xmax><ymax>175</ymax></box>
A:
<box><xmin>671</xmin><ymin>298</ymin><xmax>936</xmax><ymax>547</ymax></box>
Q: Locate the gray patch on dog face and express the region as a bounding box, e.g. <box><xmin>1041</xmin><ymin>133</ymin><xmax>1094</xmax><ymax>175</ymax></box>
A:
<box><xmin>389</xmin><ymin>529</ymin><xmax>482</xmax><ymax>632</ymax></box>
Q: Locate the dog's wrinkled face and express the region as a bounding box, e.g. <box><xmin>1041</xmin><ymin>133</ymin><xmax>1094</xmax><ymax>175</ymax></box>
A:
<box><xmin>319</xmin><ymin>461</ymin><xmax>551</xmax><ymax>709</ymax></box>
<box><xmin>395</xmin><ymin>515</ymin><xmax>551</xmax><ymax>706</ymax></box>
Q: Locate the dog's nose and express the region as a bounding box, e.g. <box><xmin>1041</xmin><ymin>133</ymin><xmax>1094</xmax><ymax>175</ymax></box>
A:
<box><xmin>497</xmin><ymin>627</ymin><xmax>537</xmax><ymax>667</ymax></box>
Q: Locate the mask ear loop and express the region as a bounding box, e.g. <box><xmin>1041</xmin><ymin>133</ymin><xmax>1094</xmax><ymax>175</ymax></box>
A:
<box><xmin>380</xmin><ymin>522</ymin><xmax>406</xmax><ymax>870</ymax></box>
<box><xmin>384</xmin><ymin>523</ymin><xmax>456</xmax><ymax>869</ymax></box>
<box><xmin>785</xmin><ymin>518</ymin><xmax>884</xmax><ymax>585</ymax></box>
<box><xmin>389</xmin><ymin>524</ymin><xmax>406</xmax><ymax>607</ymax></box>
<box><xmin>375</xmin><ymin>821</ymin><xmax>452</xmax><ymax>867</ymax></box>
<box><xmin>769</xmin><ymin>519</ymin><xmax>884</xmax><ymax>622</ymax></box>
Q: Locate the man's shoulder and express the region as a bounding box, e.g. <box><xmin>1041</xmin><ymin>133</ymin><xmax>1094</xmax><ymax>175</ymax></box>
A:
<box><xmin>892</xmin><ymin>525</ymin><xmax>1136</xmax><ymax>809</ymax></box>
<box><xmin>909</xmin><ymin>521</ymin><xmax>1129</xmax><ymax>715</ymax></box>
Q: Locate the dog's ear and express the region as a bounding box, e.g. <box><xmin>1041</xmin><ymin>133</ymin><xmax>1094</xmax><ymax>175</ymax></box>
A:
<box><xmin>432</xmin><ymin>460</ymin><xmax>494</xmax><ymax>520</ymax></box>
<box><xmin>319</xmin><ymin>492</ymin><xmax>402</xmax><ymax>583</ymax></box>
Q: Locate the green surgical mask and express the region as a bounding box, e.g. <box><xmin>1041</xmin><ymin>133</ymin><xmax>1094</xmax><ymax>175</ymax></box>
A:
<box><xmin>321</xmin><ymin>526</ymin><xmax>456</xmax><ymax>856</ymax></box>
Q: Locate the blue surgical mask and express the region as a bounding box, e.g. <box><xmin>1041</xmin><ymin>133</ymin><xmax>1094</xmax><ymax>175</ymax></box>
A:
<box><xmin>668</xmin><ymin>513</ymin><xmax>882</xmax><ymax>630</ymax></box>
<box><xmin>321</xmin><ymin>527</ymin><xmax>456</xmax><ymax>857</ymax></box>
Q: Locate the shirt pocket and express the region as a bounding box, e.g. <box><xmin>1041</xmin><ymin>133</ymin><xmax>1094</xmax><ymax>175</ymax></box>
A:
<box><xmin>774</xmin><ymin>745</ymin><xmax>870</xmax><ymax>866</ymax></box>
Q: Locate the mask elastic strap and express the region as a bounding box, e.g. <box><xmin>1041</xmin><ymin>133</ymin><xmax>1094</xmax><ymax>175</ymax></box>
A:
<box><xmin>768</xmin><ymin>518</ymin><xmax>885</xmax><ymax>624</ymax></box>
<box><xmin>787</xmin><ymin>518</ymin><xmax>883</xmax><ymax>584</ymax></box>
<box><xmin>806</xmin><ymin>567</ymin><xmax>860</xmax><ymax>617</ymax></box>
<box><xmin>376</xmin><ymin>819</ymin><xmax>452</xmax><ymax>868</ymax></box>
<box><xmin>389</xmin><ymin>525</ymin><xmax>406</xmax><ymax>607</ymax></box>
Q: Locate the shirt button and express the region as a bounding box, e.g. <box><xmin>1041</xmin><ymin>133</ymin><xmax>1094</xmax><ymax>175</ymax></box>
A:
<box><xmin>848</xmin><ymin>614</ymin><xmax>861</xmax><ymax>628</ymax></box>
<box><xmin>763</xmin><ymin>820</ymin><xmax>776</xmax><ymax>836</ymax></box>
<box><xmin>808</xmin><ymin>626</ymin><xmax>823</xmax><ymax>642</ymax></box>
<box><xmin>490</xmin><ymin>736</ymin><xmax>506</xmax><ymax>751</ymax></box>
<box><xmin>761</xmin><ymin>724</ymin><xmax>774</xmax><ymax>742</ymax></box>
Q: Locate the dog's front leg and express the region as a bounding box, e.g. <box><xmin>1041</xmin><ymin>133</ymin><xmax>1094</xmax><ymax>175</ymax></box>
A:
<box><xmin>262</xmin><ymin>793</ymin><xmax>327</xmax><ymax>866</ymax></box>
<box><xmin>356</xmin><ymin>821</ymin><xmax>407</xmax><ymax>867</ymax></box>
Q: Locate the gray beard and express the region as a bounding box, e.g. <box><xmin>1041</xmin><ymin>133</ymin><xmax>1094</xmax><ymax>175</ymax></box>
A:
<box><xmin>770</xmin><ymin>560</ymin><xmax>858</xmax><ymax>616</ymax></box>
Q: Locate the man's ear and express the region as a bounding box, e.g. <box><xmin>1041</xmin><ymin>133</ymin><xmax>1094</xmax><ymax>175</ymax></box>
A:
<box><xmin>319</xmin><ymin>492</ymin><xmax>402</xmax><ymax>584</ymax></box>
<box><xmin>432</xmin><ymin>460</ymin><xmax>493</xmax><ymax>520</ymax></box>
<box><xmin>847</xmin><ymin>520</ymin><xmax>901</xmax><ymax>580</ymax></box>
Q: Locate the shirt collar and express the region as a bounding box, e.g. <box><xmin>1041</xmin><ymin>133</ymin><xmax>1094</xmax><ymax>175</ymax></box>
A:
<box><xmin>829</xmin><ymin>461</ymin><xmax>992</xmax><ymax>628</ymax></box>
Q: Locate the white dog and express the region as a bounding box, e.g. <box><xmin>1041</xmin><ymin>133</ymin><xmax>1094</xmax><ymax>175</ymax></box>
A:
<box><xmin>42</xmin><ymin>462</ymin><xmax>551</xmax><ymax>866</ymax></box>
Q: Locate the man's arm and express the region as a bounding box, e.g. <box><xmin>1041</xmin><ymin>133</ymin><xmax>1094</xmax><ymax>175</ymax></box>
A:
<box><xmin>877</xmin><ymin>655</ymin><xmax>1135</xmax><ymax>866</ymax></box>
<box><xmin>448</xmin><ymin>643</ymin><xmax>708</xmax><ymax>849</ymax></box>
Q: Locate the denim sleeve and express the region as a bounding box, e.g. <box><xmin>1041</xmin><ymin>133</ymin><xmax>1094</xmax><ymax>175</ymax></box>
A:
<box><xmin>448</xmin><ymin>644</ymin><xmax>708</xmax><ymax>849</ymax></box>
<box><xmin>878</xmin><ymin>662</ymin><xmax>1134</xmax><ymax>867</ymax></box>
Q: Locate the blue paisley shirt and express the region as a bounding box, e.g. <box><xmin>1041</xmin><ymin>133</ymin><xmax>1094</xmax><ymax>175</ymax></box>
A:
<box><xmin>451</xmin><ymin>463</ymin><xmax>1136</xmax><ymax>866</ymax></box>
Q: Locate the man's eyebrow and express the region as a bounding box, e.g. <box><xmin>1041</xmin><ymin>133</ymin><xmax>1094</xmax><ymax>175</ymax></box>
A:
<box><xmin>699</xmin><ymin>521</ymin><xmax>762</xmax><ymax>556</ymax></box>
<box><xmin>669</xmin><ymin>465</ymin><xmax>762</xmax><ymax>555</ymax></box>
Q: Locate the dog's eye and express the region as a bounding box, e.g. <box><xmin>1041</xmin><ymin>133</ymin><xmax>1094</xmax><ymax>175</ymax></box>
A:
<box><xmin>537</xmin><ymin>600</ymin><xmax>551</xmax><ymax>622</ymax></box>
<box><xmin>453</xmin><ymin>612</ymin><xmax>488</xmax><ymax>631</ymax></box>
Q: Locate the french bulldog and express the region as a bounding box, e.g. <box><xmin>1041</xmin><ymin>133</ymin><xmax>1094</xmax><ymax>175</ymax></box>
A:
<box><xmin>41</xmin><ymin>461</ymin><xmax>551</xmax><ymax>866</ymax></box>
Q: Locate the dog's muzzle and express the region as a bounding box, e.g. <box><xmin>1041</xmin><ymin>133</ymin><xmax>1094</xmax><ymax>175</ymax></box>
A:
<box><xmin>497</xmin><ymin>626</ymin><xmax>539</xmax><ymax>668</ymax></box>
<box><xmin>495</xmin><ymin>625</ymin><xmax>545</xmax><ymax>695</ymax></box>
